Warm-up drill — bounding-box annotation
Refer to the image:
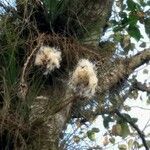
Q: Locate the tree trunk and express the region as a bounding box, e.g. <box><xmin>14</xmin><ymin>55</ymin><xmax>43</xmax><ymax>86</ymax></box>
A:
<box><xmin>29</xmin><ymin>92</ymin><xmax>73</xmax><ymax>150</ymax></box>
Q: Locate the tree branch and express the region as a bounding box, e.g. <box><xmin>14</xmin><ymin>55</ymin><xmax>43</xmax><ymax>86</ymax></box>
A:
<box><xmin>98</xmin><ymin>48</ymin><xmax>150</xmax><ymax>93</ymax></box>
<box><xmin>133</xmin><ymin>80</ymin><xmax>150</xmax><ymax>93</ymax></box>
<box><xmin>62</xmin><ymin>49</ymin><xmax>150</xmax><ymax>121</ymax></box>
<box><xmin>127</xmin><ymin>49</ymin><xmax>150</xmax><ymax>71</ymax></box>
<box><xmin>18</xmin><ymin>34</ymin><xmax>44</xmax><ymax>100</ymax></box>
<box><xmin>115</xmin><ymin>109</ymin><xmax>149</xmax><ymax>150</ymax></box>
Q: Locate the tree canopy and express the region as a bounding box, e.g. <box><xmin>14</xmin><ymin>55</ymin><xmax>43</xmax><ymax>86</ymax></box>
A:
<box><xmin>0</xmin><ymin>0</ymin><xmax>150</xmax><ymax>150</ymax></box>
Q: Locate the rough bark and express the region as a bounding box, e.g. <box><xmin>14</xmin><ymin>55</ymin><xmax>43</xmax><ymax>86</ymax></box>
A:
<box><xmin>98</xmin><ymin>49</ymin><xmax>150</xmax><ymax>93</ymax></box>
<box><xmin>29</xmin><ymin>99</ymin><xmax>72</xmax><ymax>150</ymax></box>
<box><xmin>82</xmin><ymin>0</ymin><xmax>114</xmax><ymax>45</ymax></box>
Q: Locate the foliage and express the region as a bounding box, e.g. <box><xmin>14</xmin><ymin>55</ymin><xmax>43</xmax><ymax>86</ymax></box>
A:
<box><xmin>42</xmin><ymin>0</ymin><xmax>106</xmax><ymax>42</ymax></box>
<box><xmin>111</xmin><ymin>0</ymin><xmax>150</xmax><ymax>54</ymax></box>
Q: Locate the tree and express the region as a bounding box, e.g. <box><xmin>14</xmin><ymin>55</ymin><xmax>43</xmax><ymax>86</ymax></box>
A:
<box><xmin>0</xmin><ymin>0</ymin><xmax>150</xmax><ymax>150</ymax></box>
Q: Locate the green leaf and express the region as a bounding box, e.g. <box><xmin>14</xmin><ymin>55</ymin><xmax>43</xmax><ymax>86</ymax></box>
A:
<box><xmin>132</xmin><ymin>90</ymin><xmax>139</xmax><ymax>100</ymax></box>
<box><xmin>133</xmin><ymin>141</ymin><xmax>140</xmax><ymax>148</ymax></box>
<box><xmin>127</xmin><ymin>25</ymin><xmax>142</xmax><ymax>41</ymax></box>
<box><xmin>132</xmin><ymin>118</ymin><xmax>138</xmax><ymax>124</ymax></box>
<box><xmin>147</xmin><ymin>1</ymin><xmax>150</xmax><ymax>5</ymax></box>
<box><xmin>146</xmin><ymin>140</ymin><xmax>150</xmax><ymax>148</ymax></box>
<box><xmin>43</xmin><ymin>0</ymin><xmax>70</xmax><ymax>23</ymax></box>
<box><xmin>139</xmin><ymin>0</ymin><xmax>147</xmax><ymax>6</ymax></box>
<box><xmin>122</xmin><ymin>4</ymin><xmax>126</xmax><ymax>10</ymax></box>
<box><xmin>127</xmin><ymin>0</ymin><xmax>140</xmax><ymax>11</ymax></box>
<box><xmin>116</xmin><ymin>0</ymin><xmax>122</xmax><ymax>8</ymax></box>
<box><xmin>121</xmin><ymin>17</ymin><xmax>129</xmax><ymax>26</ymax></box>
<box><xmin>109</xmin><ymin>137</ymin><xmax>115</xmax><ymax>144</ymax></box>
<box><xmin>128</xmin><ymin>139</ymin><xmax>134</xmax><ymax>149</ymax></box>
<box><xmin>147</xmin><ymin>93</ymin><xmax>150</xmax><ymax>105</ymax></box>
<box><xmin>120</xmin><ymin>123</ymin><xmax>130</xmax><ymax>138</ymax></box>
<box><xmin>124</xmin><ymin>105</ymin><xmax>131</xmax><ymax>111</ymax></box>
<box><xmin>87</xmin><ymin>131</ymin><xmax>96</xmax><ymax>141</ymax></box>
<box><xmin>111</xmin><ymin>20</ymin><xmax>118</xmax><ymax>25</ymax></box>
<box><xmin>121</xmin><ymin>35</ymin><xmax>131</xmax><ymax>49</ymax></box>
<box><xmin>91</xmin><ymin>128</ymin><xmax>100</xmax><ymax>133</ymax></box>
<box><xmin>143</xmin><ymin>69</ymin><xmax>149</xmax><ymax>74</ymax></box>
<box><xmin>103</xmin><ymin>115</ymin><xmax>114</xmax><ymax>128</ymax></box>
<box><xmin>119</xmin><ymin>12</ymin><xmax>127</xmax><ymax>18</ymax></box>
<box><xmin>113</xmin><ymin>26</ymin><xmax>124</xmax><ymax>32</ymax></box>
<box><xmin>114</xmin><ymin>32</ymin><xmax>122</xmax><ymax>42</ymax></box>
<box><xmin>139</xmin><ymin>42</ymin><xmax>146</xmax><ymax>48</ymax></box>
<box><xmin>112</xmin><ymin>124</ymin><xmax>122</xmax><ymax>136</ymax></box>
<box><xmin>122</xmin><ymin>113</ymin><xmax>137</xmax><ymax>124</ymax></box>
<box><xmin>127</xmin><ymin>0</ymin><xmax>136</xmax><ymax>10</ymax></box>
<box><xmin>128</xmin><ymin>90</ymin><xmax>139</xmax><ymax>99</ymax></box>
<box><xmin>73</xmin><ymin>135</ymin><xmax>80</xmax><ymax>143</ymax></box>
<box><xmin>128</xmin><ymin>13</ymin><xmax>138</xmax><ymax>26</ymax></box>
<box><xmin>118</xmin><ymin>144</ymin><xmax>127</xmax><ymax>150</ymax></box>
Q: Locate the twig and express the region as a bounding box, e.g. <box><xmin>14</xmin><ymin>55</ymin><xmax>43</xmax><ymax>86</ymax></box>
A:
<box><xmin>115</xmin><ymin>109</ymin><xmax>149</xmax><ymax>150</ymax></box>
<box><xmin>133</xmin><ymin>80</ymin><xmax>150</xmax><ymax>93</ymax></box>
<box><xmin>21</xmin><ymin>34</ymin><xmax>44</xmax><ymax>83</ymax></box>
<box><xmin>52</xmin><ymin>95</ymin><xmax>74</xmax><ymax>115</ymax></box>
<box><xmin>19</xmin><ymin>34</ymin><xmax>44</xmax><ymax>100</ymax></box>
<box><xmin>143</xmin><ymin>118</ymin><xmax>150</xmax><ymax>132</ymax></box>
<box><xmin>130</xmin><ymin>106</ymin><xmax>150</xmax><ymax>111</ymax></box>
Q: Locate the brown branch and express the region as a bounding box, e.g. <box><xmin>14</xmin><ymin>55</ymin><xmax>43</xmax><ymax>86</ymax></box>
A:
<box><xmin>115</xmin><ymin>109</ymin><xmax>149</xmax><ymax>150</ymax></box>
<box><xmin>133</xmin><ymin>80</ymin><xmax>150</xmax><ymax>93</ymax></box>
<box><xmin>98</xmin><ymin>48</ymin><xmax>150</xmax><ymax>93</ymax></box>
<box><xmin>127</xmin><ymin>49</ymin><xmax>150</xmax><ymax>71</ymax></box>
<box><xmin>20</xmin><ymin>34</ymin><xmax>44</xmax><ymax>83</ymax></box>
<box><xmin>72</xmin><ymin>105</ymin><xmax>116</xmax><ymax>121</ymax></box>
<box><xmin>51</xmin><ymin>96</ymin><xmax>74</xmax><ymax>115</ymax></box>
<box><xmin>18</xmin><ymin>34</ymin><xmax>44</xmax><ymax>100</ymax></box>
<box><xmin>73</xmin><ymin>48</ymin><xmax>150</xmax><ymax>118</ymax></box>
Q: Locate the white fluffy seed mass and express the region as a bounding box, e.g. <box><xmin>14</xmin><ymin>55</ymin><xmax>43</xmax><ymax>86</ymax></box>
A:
<box><xmin>69</xmin><ymin>59</ymin><xmax>98</xmax><ymax>98</ymax></box>
<box><xmin>35</xmin><ymin>46</ymin><xmax>62</xmax><ymax>74</ymax></box>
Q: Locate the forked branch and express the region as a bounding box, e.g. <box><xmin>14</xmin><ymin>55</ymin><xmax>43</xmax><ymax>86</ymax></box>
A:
<box><xmin>115</xmin><ymin>109</ymin><xmax>149</xmax><ymax>150</ymax></box>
